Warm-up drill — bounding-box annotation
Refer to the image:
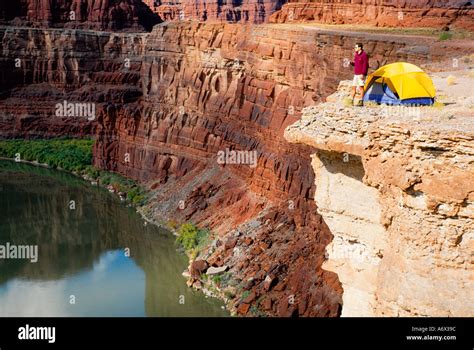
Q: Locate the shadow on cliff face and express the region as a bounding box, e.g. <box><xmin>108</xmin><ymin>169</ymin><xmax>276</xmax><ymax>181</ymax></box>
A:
<box><xmin>0</xmin><ymin>0</ymin><xmax>162</xmax><ymax>31</ymax></box>
<box><xmin>317</xmin><ymin>151</ymin><xmax>364</xmax><ymax>182</ymax></box>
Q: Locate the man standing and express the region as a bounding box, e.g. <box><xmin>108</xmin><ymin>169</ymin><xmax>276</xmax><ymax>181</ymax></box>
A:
<box><xmin>350</xmin><ymin>43</ymin><xmax>369</xmax><ymax>106</ymax></box>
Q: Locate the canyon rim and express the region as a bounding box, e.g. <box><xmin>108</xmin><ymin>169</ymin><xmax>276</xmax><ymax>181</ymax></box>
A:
<box><xmin>0</xmin><ymin>0</ymin><xmax>473</xmax><ymax>321</ymax></box>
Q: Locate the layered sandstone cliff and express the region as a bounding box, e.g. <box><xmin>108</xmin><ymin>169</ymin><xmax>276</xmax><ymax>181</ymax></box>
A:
<box><xmin>0</xmin><ymin>0</ymin><xmax>284</xmax><ymax>27</ymax></box>
<box><xmin>143</xmin><ymin>0</ymin><xmax>284</xmax><ymax>23</ymax></box>
<box><xmin>0</xmin><ymin>0</ymin><xmax>161</xmax><ymax>30</ymax></box>
<box><xmin>270</xmin><ymin>0</ymin><xmax>474</xmax><ymax>30</ymax></box>
<box><xmin>285</xmin><ymin>78</ymin><xmax>474</xmax><ymax>316</ymax></box>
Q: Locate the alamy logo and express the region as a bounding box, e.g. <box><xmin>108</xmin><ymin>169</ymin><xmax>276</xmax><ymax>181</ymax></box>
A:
<box><xmin>55</xmin><ymin>100</ymin><xmax>96</xmax><ymax>120</ymax></box>
<box><xmin>18</xmin><ymin>324</ymin><xmax>55</xmax><ymax>343</ymax></box>
<box><xmin>0</xmin><ymin>242</ymin><xmax>38</xmax><ymax>263</ymax></box>
<box><xmin>217</xmin><ymin>148</ymin><xmax>257</xmax><ymax>168</ymax></box>
<box><xmin>381</xmin><ymin>105</ymin><xmax>421</xmax><ymax>119</ymax></box>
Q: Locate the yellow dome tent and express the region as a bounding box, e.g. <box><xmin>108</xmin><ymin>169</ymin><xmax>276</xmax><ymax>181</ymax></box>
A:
<box><xmin>363</xmin><ymin>62</ymin><xmax>436</xmax><ymax>105</ymax></box>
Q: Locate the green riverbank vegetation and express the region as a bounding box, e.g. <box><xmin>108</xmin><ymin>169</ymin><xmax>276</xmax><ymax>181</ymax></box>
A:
<box><xmin>0</xmin><ymin>138</ymin><xmax>146</xmax><ymax>205</ymax></box>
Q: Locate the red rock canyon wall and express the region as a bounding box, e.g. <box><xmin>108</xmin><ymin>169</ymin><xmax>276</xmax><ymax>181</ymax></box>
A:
<box><xmin>143</xmin><ymin>0</ymin><xmax>285</xmax><ymax>23</ymax></box>
<box><xmin>0</xmin><ymin>0</ymin><xmax>161</xmax><ymax>30</ymax></box>
<box><xmin>269</xmin><ymin>0</ymin><xmax>474</xmax><ymax>30</ymax></box>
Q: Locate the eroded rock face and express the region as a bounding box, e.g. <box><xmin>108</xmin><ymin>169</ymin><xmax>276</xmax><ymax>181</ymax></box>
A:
<box><xmin>311</xmin><ymin>151</ymin><xmax>386</xmax><ymax>316</ymax></box>
<box><xmin>0</xmin><ymin>0</ymin><xmax>161</xmax><ymax>30</ymax></box>
<box><xmin>0</xmin><ymin>27</ymin><xmax>146</xmax><ymax>138</ymax></box>
<box><xmin>285</xmin><ymin>82</ymin><xmax>474</xmax><ymax>316</ymax></box>
<box><xmin>143</xmin><ymin>0</ymin><xmax>285</xmax><ymax>23</ymax></box>
<box><xmin>270</xmin><ymin>0</ymin><xmax>474</xmax><ymax>30</ymax></box>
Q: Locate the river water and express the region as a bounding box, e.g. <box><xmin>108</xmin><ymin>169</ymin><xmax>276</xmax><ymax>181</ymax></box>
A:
<box><xmin>0</xmin><ymin>160</ymin><xmax>227</xmax><ymax>317</ymax></box>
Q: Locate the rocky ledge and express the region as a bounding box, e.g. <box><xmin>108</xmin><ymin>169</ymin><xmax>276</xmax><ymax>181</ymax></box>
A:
<box><xmin>285</xmin><ymin>76</ymin><xmax>474</xmax><ymax>316</ymax></box>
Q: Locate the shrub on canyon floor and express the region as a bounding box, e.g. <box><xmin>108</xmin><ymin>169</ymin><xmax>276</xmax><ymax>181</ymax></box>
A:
<box><xmin>126</xmin><ymin>187</ymin><xmax>145</xmax><ymax>205</ymax></box>
<box><xmin>439</xmin><ymin>32</ymin><xmax>453</xmax><ymax>41</ymax></box>
<box><xmin>343</xmin><ymin>97</ymin><xmax>354</xmax><ymax>107</ymax></box>
<box><xmin>85</xmin><ymin>165</ymin><xmax>100</xmax><ymax>179</ymax></box>
<box><xmin>99</xmin><ymin>171</ymin><xmax>145</xmax><ymax>204</ymax></box>
<box><xmin>176</xmin><ymin>223</ymin><xmax>210</xmax><ymax>255</ymax></box>
<box><xmin>211</xmin><ymin>275</ymin><xmax>222</xmax><ymax>284</ymax></box>
<box><xmin>241</xmin><ymin>290</ymin><xmax>251</xmax><ymax>301</ymax></box>
<box><xmin>446</xmin><ymin>75</ymin><xmax>457</xmax><ymax>86</ymax></box>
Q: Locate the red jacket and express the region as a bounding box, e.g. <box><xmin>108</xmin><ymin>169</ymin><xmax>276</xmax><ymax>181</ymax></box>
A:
<box><xmin>353</xmin><ymin>50</ymin><xmax>369</xmax><ymax>75</ymax></box>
